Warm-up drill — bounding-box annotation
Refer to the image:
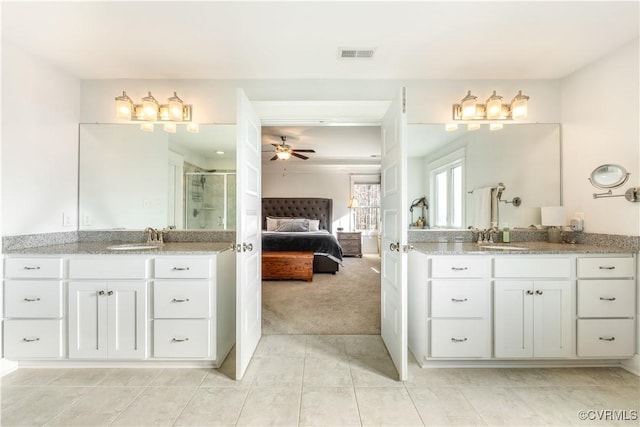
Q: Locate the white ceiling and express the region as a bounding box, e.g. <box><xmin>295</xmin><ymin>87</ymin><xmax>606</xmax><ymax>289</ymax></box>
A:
<box><xmin>2</xmin><ymin>1</ymin><xmax>638</xmax><ymax>80</ymax></box>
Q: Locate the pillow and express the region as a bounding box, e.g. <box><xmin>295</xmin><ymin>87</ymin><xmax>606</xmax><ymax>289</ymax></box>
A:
<box><xmin>308</xmin><ymin>219</ymin><xmax>320</xmax><ymax>231</ymax></box>
<box><xmin>275</xmin><ymin>218</ymin><xmax>309</xmax><ymax>232</ymax></box>
<box><xmin>266</xmin><ymin>216</ymin><xmax>289</xmax><ymax>231</ymax></box>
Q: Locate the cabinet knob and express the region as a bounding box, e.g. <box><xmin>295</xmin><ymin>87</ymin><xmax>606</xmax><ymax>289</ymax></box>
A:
<box><xmin>22</xmin><ymin>337</ymin><xmax>40</xmax><ymax>342</ymax></box>
<box><xmin>23</xmin><ymin>297</ymin><xmax>41</xmax><ymax>302</ymax></box>
<box><xmin>171</xmin><ymin>337</ymin><xmax>190</xmax><ymax>342</ymax></box>
<box><xmin>598</xmin><ymin>336</ymin><xmax>615</xmax><ymax>341</ymax></box>
<box><xmin>526</xmin><ymin>290</ymin><xmax>534</xmax><ymax>295</ymax></box>
<box><xmin>98</xmin><ymin>290</ymin><xmax>105</xmax><ymax>296</ymax></box>
<box><xmin>451</xmin><ymin>337</ymin><xmax>468</xmax><ymax>343</ymax></box>
<box><xmin>107</xmin><ymin>291</ymin><xmax>113</xmax><ymax>296</ymax></box>
<box><xmin>535</xmin><ymin>290</ymin><xmax>543</xmax><ymax>295</ymax></box>
<box><xmin>599</xmin><ymin>297</ymin><xmax>616</xmax><ymax>301</ymax></box>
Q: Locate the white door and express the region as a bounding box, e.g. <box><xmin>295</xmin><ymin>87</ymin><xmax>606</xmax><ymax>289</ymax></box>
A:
<box><xmin>235</xmin><ymin>89</ymin><xmax>262</xmax><ymax>380</ymax></box>
<box><xmin>380</xmin><ymin>87</ymin><xmax>408</xmax><ymax>380</ymax></box>
<box><xmin>494</xmin><ymin>280</ymin><xmax>533</xmax><ymax>358</ymax></box>
<box><xmin>69</xmin><ymin>282</ymin><xmax>108</xmax><ymax>358</ymax></box>
<box><xmin>107</xmin><ymin>282</ymin><xmax>146</xmax><ymax>359</ymax></box>
<box><xmin>533</xmin><ymin>280</ymin><xmax>571</xmax><ymax>358</ymax></box>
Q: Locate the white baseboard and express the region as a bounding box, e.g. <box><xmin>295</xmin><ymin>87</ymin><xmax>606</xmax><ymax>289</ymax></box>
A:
<box><xmin>1</xmin><ymin>358</ymin><xmax>19</xmax><ymax>377</ymax></box>
<box><xmin>621</xmin><ymin>354</ymin><xmax>640</xmax><ymax>376</ymax></box>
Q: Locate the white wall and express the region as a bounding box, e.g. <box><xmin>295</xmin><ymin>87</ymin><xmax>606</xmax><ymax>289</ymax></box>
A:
<box><xmin>561</xmin><ymin>38</ymin><xmax>640</xmax><ymax>236</ymax></box>
<box><xmin>1</xmin><ymin>40</ymin><xmax>80</xmax><ymax>235</ymax></box>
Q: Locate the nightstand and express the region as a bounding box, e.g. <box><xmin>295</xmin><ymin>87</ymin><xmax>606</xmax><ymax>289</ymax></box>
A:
<box><xmin>337</xmin><ymin>231</ymin><xmax>362</xmax><ymax>257</ymax></box>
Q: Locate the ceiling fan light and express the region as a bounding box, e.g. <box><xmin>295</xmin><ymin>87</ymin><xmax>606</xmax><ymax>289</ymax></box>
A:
<box><xmin>486</xmin><ymin>91</ymin><xmax>503</xmax><ymax>120</ymax></box>
<box><xmin>510</xmin><ymin>90</ymin><xmax>529</xmax><ymax>119</ymax></box>
<box><xmin>276</xmin><ymin>151</ymin><xmax>291</xmax><ymax>160</ymax></box>
<box><xmin>460</xmin><ymin>90</ymin><xmax>478</xmax><ymax>120</ymax></box>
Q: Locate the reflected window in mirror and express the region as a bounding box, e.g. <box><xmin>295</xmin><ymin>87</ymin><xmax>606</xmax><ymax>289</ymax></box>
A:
<box><xmin>431</xmin><ymin>158</ymin><xmax>463</xmax><ymax>228</ymax></box>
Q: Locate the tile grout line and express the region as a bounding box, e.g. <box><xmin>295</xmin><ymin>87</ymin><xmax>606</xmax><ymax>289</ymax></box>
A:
<box><xmin>403</xmin><ymin>382</ymin><xmax>426</xmax><ymax>427</ymax></box>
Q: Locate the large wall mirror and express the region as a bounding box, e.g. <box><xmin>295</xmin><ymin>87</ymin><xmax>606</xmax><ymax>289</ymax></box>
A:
<box><xmin>79</xmin><ymin>123</ymin><xmax>237</xmax><ymax>231</ymax></box>
<box><xmin>407</xmin><ymin>123</ymin><xmax>561</xmax><ymax>230</ymax></box>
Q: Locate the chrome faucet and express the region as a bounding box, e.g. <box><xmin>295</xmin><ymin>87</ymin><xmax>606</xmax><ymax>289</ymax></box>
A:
<box><xmin>144</xmin><ymin>227</ymin><xmax>158</xmax><ymax>244</ymax></box>
<box><xmin>487</xmin><ymin>226</ymin><xmax>499</xmax><ymax>243</ymax></box>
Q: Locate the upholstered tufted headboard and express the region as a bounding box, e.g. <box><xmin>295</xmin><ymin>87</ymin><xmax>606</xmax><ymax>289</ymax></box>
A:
<box><xmin>262</xmin><ymin>198</ymin><xmax>333</xmax><ymax>232</ymax></box>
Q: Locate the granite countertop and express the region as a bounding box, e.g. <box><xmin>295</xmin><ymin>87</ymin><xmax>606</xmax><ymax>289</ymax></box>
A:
<box><xmin>3</xmin><ymin>241</ymin><xmax>234</xmax><ymax>256</ymax></box>
<box><xmin>411</xmin><ymin>241</ymin><xmax>635</xmax><ymax>255</ymax></box>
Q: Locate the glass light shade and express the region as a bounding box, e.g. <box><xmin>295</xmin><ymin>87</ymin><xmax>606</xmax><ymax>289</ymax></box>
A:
<box><xmin>168</xmin><ymin>92</ymin><xmax>184</xmax><ymax>121</ymax></box>
<box><xmin>115</xmin><ymin>91</ymin><xmax>133</xmax><ymax>120</ymax></box>
<box><xmin>486</xmin><ymin>91</ymin><xmax>503</xmax><ymax>120</ymax></box>
<box><xmin>461</xmin><ymin>91</ymin><xmax>478</xmax><ymax>120</ymax></box>
<box><xmin>445</xmin><ymin>123</ymin><xmax>458</xmax><ymax>131</ymax></box>
<box><xmin>141</xmin><ymin>92</ymin><xmax>159</xmax><ymax>121</ymax></box>
<box><xmin>490</xmin><ymin>123</ymin><xmax>503</xmax><ymax>131</ymax></box>
<box><xmin>158</xmin><ymin>105</ymin><xmax>171</xmax><ymax>121</ymax></box>
<box><xmin>510</xmin><ymin>90</ymin><xmax>529</xmax><ymax>119</ymax></box>
<box><xmin>467</xmin><ymin>123</ymin><xmax>481</xmax><ymax>131</ymax></box>
<box><xmin>186</xmin><ymin>123</ymin><xmax>199</xmax><ymax>133</ymax></box>
<box><xmin>163</xmin><ymin>123</ymin><xmax>177</xmax><ymax>133</ymax></box>
<box><xmin>348</xmin><ymin>197</ymin><xmax>360</xmax><ymax>208</ymax></box>
<box><xmin>276</xmin><ymin>151</ymin><xmax>291</xmax><ymax>160</ymax></box>
<box><xmin>140</xmin><ymin>122</ymin><xmax>154</xmax><ymax>132</ymax></box>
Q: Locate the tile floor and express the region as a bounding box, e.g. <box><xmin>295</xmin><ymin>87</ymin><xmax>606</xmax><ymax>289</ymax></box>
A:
<box><xmin>1</xmin><ymin>334</ymin><xmax>639</xmax><ymax>426</ymax></box>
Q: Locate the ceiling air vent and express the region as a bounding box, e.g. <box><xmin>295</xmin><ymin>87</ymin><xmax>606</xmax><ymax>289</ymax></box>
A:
<box><xmin>338</xmin><ymin>47</ymin><xmax>375</xmax><ymax>59</ymax></box>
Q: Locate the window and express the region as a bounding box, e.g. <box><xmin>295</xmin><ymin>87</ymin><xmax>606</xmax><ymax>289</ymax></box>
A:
<box><xmin>351</xmin><ymin>176</ymin><xmax>380</xmax><ymax>231</ymax></box>
<box><xmin>431</xmin><ymin>159</ymin><xmax>463</xmax><ymax>228</ymax></box>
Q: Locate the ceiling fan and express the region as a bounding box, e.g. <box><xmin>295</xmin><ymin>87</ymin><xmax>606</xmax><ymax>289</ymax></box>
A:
<box><xmin>270</xmin><ymin>136</ymin><xmax>315</xmax><ymax>161</ymax></box>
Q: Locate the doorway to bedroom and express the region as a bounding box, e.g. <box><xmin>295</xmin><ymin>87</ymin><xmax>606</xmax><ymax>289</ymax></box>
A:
<box><xmin>259</xmin><ymin>125</ymin><xmax>383</xmax><ymax>336</ymax></box>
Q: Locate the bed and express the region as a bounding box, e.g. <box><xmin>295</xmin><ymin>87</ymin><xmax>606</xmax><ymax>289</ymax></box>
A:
<box><xmin>262</xmin><ymin>198</ymin><xmax>342</xmax><ymax>275</ymax></box>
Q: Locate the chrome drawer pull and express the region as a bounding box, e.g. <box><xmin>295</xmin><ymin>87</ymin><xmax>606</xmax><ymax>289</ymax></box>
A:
<box><xmin>23</xmin><ymin>266</ymin><xmax>41</xmax><ymax>270</ymax></box>
<box><xmin>107</xmin><ymin>291</ymin><xmax>113</xmax><ymax>296</ymax></box>
<box><xmin>172</xmin><ymin>267</ymin><xmax>190</xmax><ymax>271</ymax></box>
<box><xmin>451</xmin><ymin>298</ymin><xmax>468</xmax><ymax>303</ymax></box>
<box><xmin>22</xmin><ymin>337</ymin><xmax>40</xmax><ymax>342</ymax></box>
<box><xmin>23</xmin><ymin>297</ymin><xmax>41</xmax><ymax>302</ymax></box>
<box><xmin>598</xmin><ymin>266</ymin><xmax>615</xmax><ymax>270</ymax></box>
<box><xmin>171</xmin><ymin>337</ymin><xmax>190</xmax><ymax>342</ymax></box>
<box><xmin>599</xmin><ymin>297</ymin><xmax>616</xmax><ymax>301</ymax></box>
<box><xmin>526</xmin><ymin>290</ymin><xmax>534</xmax><ymax>295</ymax></box>
<box><xmin>451</xmin><ymin>338</ymin><xmax>468</xmax><ymax>343</ymax></box>
<box><xmin>98</xmin><ymin>290</ymin><xmax>105</xmax><ymax>296</ymax></box>
<box><xmin>451</xmin><ymin>267</ymin><xmax>468</xmax><ymax>271</ymax></box>
<box><xmin>535</xmin><ymin>290</ymin><xmax>544</xmax><ymax>295</ymax></box>
<box><xmin>172</xmin><ymin>298</ymin><xmax>190</xmax><ymax>303</ymax></box>
<box><xmin>598</xmin><ymin>336</ymin><xmax>615</xmax><ymax>341</ymax></box>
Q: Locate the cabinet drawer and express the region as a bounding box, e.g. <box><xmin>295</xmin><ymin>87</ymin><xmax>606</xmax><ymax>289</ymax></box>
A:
<box><xmin>69</xmin><ymin>257</ymin><xmax>148</xmax><ymax>279</ymax></box>
<box><xmin>430</xmin><ymin>319</ymin><xmax>490</xmax><ymax>358</ymax></box>
<box><xmin>154</xmin><ymin>319</ymin><xmax>210</xmax><ymax>358</ymax></box>
<box><xmin>5</xmin><ymin>258</ymin><xmax>63</xmax><ymax>279</ymax></box>
<box><xmin>154</xmin><ymin>281</ymin><xmax>210</xmax><ymax>318</ymax></box>
<box><xmin>431</xmin><ymin>257</ymin><xmax>491</xmax><ymax>278</ymax></box>
<box><xmin>577</xmin><ymin>257</ymin><xmax>635</xmax><ymax>278</ymax></box>
<box><xmin>577</xmin><ymin>319</ymin><xmax>635</xmax><ymax>357</ymax></box>
<box><xmin>3</xmin><ymin>319</ymin><xmax>63</xmax><ymax>359</ymax></box>
<box><xmin>494</xmin><ymin>257</ymin><xmax>570</xmax><ymax>278</ymax></box>
<box><xmin>577</xmin><ymin>280</ymin><xmax>635</xmax><ymax>318</ymax></box>
<box><xmin>338</xmin><ymin>233</ymin><xmax>360</xmax><ymax>241</ymax></box>
<box><xmin>430</xmin><ymin>281</ymin><xmax>490</xmax><ymax>318</ymax></box>
<box><xmin>4</xmin><ymin>281</ymin><xmax>63</xmax><ymax>318</ymax></box>
<box><xmin>155</xmin><ymin>258</ymin><xmax>211</xmax><ymax>279</ymax></box>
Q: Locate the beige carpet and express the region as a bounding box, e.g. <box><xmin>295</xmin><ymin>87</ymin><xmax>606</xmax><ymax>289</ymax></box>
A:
<box><xmin>262</xmin><ymin>254</ymin><xmax>381</xmax><ymax>335</ymax></box>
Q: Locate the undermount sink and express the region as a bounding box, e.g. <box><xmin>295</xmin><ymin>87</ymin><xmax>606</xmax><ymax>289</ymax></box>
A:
<box><xmin>480</xmin><ymin>245</ymin><xmax>529</xmax><ymax>251</ymax></box>
<box><xmin>107</xmin><ymin>243</ymin><xmax>161</xmax><ymax>251</ymax></box>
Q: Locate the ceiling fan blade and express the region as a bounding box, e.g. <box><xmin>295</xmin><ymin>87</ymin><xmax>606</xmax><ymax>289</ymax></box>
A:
<box><xmin>291</xmin><ymin>149</ymin><xmax>315</xmax><ymax>153</ymax></box>
<box><xmin>270</xmin><ymin>155</ymin><xmax>278</xmax><ymax>161</ymax></box>
<box><xmin>291</xmin><ymin>152</ymin><xmax>309</xmax><ymax>160</ymax></box>
<box><xmin>271</xmin><ymin>144</ymin><xmax>279</xmax><ymax>147</ymax></box>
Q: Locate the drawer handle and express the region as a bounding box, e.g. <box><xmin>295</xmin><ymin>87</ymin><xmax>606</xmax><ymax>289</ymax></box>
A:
<box><xmin>171</xmin><ymin>337</ymin><xmax>190</xmax><ymax>342</ymax></box>
<box><xmin>172</xmin><ymin>267</ymin><xmax>190</xmax><ymax>271</ymax></box>
<box><xmin>451</xmin><ymin>298</ymin><xmax>468</xmax><ymax>303</ymax></box>
<box><xmin>172</xmin><ymin>298</ymin><xmax>190</xmax><ymax>303</ymax></box>
<box><xmin>599</xmin><ymin>297</ymin><xmax>617</xmax><ymax>301</ymax></box>
<box><xmin>598</xmin><ymin>336</ymin><xmax>615</xmax><ymax>342</ymax></box>
<box><xmin>22</xmin><ymin>337</ymin><xmax>40</xmax><ymax>342</ymax></box>
<box><xmin>23</xmin><ymin>266</ymin><xmax>41</xmax><ymax>270</ymax></box>
<box><xmin>451</xmin><ymin>338</ymin><xmax>468</xmax><ymax>343</ymax></box>
<box><xmin>451</xmin><ymin>267</ymin><xmax>468</xmax><ymax>271</ymax></box>
<box><xmin>599</xmin><ymin>266</ymin><xmax>616</xmax><ymax>270</ymax></box>
<box><xmin>23</xmin><ymin>297</ymin><xmax>41</xmax><ymax>302</ymax></box>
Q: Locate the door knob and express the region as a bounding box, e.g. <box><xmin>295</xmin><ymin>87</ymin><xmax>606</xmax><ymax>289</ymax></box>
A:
<box><xmin>243</xmin><ymin>242</ymin><xmax>253</xmax><ymax>252</ymax></box>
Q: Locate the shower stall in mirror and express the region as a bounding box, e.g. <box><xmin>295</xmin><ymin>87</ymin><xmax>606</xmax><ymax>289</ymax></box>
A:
<box><xmin>185</xmin><ymin>172</ymin><xmax>236</xmax><ymax>230</ymax></box>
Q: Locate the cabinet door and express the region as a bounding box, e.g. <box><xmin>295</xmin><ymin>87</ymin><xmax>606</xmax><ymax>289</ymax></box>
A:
<box><xmin>107</xmin><ymin>282</ymin><xmax>147</xmax><ymax>359</ymax></box>
<box><xmin>494</xmin><ymin>281</ymin><xmax>533</xmax><ymax>358</ymax></box>
<box><xmin>69</xmin><ymin>282</ymin><xmax>108</xmax><ymax>358</ymax></box>
<box><xmin>533</xmin><ymin>281</ymin><xmax>572</xmax><ymax>358</ymax></box>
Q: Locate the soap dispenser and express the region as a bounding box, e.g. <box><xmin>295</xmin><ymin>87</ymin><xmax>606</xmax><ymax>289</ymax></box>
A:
<box><xmin>502</xmin><ymin>223</ymin><xmax>510</xmax><ymax>243</ymax></box>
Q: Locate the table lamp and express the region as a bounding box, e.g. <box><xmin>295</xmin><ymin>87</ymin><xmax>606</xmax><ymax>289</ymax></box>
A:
<box><xmin>541</xmin><ymin>206</ymin><xmax>565</xmax><ymax>243</ymax></box>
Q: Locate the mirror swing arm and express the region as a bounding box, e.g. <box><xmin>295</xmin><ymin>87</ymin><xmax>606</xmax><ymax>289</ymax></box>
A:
<box><xmin>588</xmin><ymin>164</ymin><xmax>639</xmax><ymax>202</ymax></box>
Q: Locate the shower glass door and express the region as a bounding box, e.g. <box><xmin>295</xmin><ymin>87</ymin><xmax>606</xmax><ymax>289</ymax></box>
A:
<box><xmin>185</xmin><ymin>172</ymin><xmax>236</xmax><ymax>230</ymax></box>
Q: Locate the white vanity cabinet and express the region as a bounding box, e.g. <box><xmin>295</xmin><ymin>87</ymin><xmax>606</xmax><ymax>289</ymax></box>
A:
<box><xmin>152</xmin><ymin>250</ymin><xmax>236</xmax><ymax>362</ymax></box>
<box><xmin>494</xmin><ymin>257</ymin><xmax>572</xmax><ymax>358</ymax></box>
<box><xmin>3</xmin><ymin>257</ymin><xmax>64</xmax><ymax>359</ymax></box>
<box><xmin>68</xmin><ymin>257</ymin><xmax>149</xmax><ymax>359</ymax></box>
<box><xmin>576</xmin><ymin>256</ymin><xmax>636</xmax><ymax>357</ymax></box>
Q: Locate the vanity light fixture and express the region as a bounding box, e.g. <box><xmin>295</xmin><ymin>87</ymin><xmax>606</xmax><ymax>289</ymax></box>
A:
<box><xmin>114</xmin><ymin>91</ymin><xmax>193</xmax><ymax>124</ymax></box>
<box><xmin>140</xmin><ymin>122</ymin><xmax>154</xmax><ymax>132</ymax></box>
<box><xmin>490</xmin><ymin>123</ymin><xmax>503</xmax><ymax>131</ymax></box>
<box><xmin>186</xmin><ymin>123</ymin><xmax>200</xmax><ymax>133</ymax></box>
<box><xmin>163</xmin><ymin>123</ymin><xmax>177</xmax><ymax>133</ymax></box>
<box><xmin>467</xmin><ymin>123</ymin><xmax>481</xmax><ymax>131</ymax></box>
<box><xmin>452</xmin><ymin>90</ymin><xmax>529</xmax><ymax>122</ymax></box>
<box><xmin>445</xmin><ymin>123</ymin><xmax>458</xmax><ymax>131</ymax></box>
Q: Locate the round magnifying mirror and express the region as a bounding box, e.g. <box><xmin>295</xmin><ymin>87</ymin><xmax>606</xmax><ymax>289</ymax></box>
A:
<box><xmin>589</xmin><ymin>164</ymin><xmax>630</xmax><ymax>189</ymax></box>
